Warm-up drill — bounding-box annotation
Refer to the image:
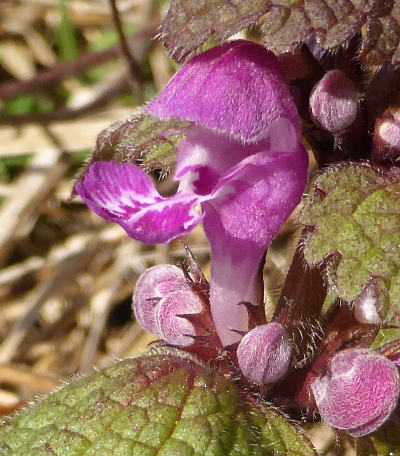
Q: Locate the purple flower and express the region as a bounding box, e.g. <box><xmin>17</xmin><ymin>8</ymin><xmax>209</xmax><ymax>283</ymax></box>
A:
<box><xmin>76</xmin><ymin>40</ymin><xmax>308</xmax><ymax>346</ymax></box>
<box><xmin>311</xmin><ymin>349</ymin><xmax>400</xmax><ymax>436</ymax></box>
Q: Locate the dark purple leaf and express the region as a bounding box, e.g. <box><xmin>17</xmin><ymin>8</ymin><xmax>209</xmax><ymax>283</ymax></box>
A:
<box><xmin>159</xmin><ymin>0</ymin><xmax>270</xmax><ymax>62</ymax></box>
<box><xmin>160</xmin><ymin>0</ymin><xmax>400</xmax><ymax>65</ymax></box>
<box><xmin>260</xmin><ymin>0</ymin><xmax>400</xmax><ymax>65</ymax></box>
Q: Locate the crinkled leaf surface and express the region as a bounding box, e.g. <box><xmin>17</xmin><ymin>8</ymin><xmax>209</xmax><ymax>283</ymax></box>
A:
<box><xmin>356</xmin><ymin>421</ymin><xmax>400</xmax><ymax>456</ymax></box>
<box><xmin>75</xmin><ymin>111</ymin><xmax>191</xmax><ymax>185</ymax></box>
<box><xmin>301</xmin><ymin>163</ymin><xmax>400</xmax><ymax>322</ymax></box>
<box><xmin>372</xmin><ymin>328</ymin><xmax>400</xmax><ymax>350</ymax></box>
<box><xmin>161</xmin><ymin>0</ymin><xmax>400</xmax><ymax>65</ymax></box>
<box><xmin>260</xmin><ymin>0</ymin><xmax>400</xmax><ymax>65</ymax></box>
<box><xmin>0</xmin><ymin>350</ymin><xmax>316</xmax><ymax>456</ymax></box>
<box><xmin>159</xmin><ymin>0</ymin><xmax>271</xmax><ymax>62</ymax></box>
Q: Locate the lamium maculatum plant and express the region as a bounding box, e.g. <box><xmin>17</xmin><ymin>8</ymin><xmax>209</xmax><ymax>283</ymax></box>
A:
<box><xmin>2</xmin><ymin>1</ymin><xmax>400</xmax><ymax>455</ymax></box>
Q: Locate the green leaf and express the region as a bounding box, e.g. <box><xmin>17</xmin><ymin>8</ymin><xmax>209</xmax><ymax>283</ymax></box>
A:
<box><xmin>0</xmin><ymin>350</ymin><xmax>316</xmax><ymax>456</ymax></box>
<box><xmin>300</xmin><ymin>163</ymin><xmax>400</xmax><ymax>322</ymax></box>
<box><xmin>371</xmin><ymin>328</ymin><xmax>400</xmax><ymax>350</ymax></box>
<box><xmin>3</xmin><ymin>95</ymin><xmax>37</xmax><ymax>115</ymax></box>
<box><xmin>356</xmin><ymin>421</ymin><xmax>400</xmax><ymax>456</ymax></box>
<box><xmin>56</xmin><ymin>0</ymin><xmax>79</xmax><ymax>62</ymax></box>
<box><xmin>75</xmin><ymin>111</ymin><xmax>191</xmax><ymax>187</ymax></box>
<box><xmin>0</xmin><ymin>155</ymin><xmax>32</xmax><ymax>183</ymax></box>
<box><xmin>159</xmin><ymin>0</ymin><xmax>271</xmax><ymax>62</ymax></box>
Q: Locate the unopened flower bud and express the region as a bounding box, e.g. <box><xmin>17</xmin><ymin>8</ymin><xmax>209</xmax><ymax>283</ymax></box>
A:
<box><xmin>155</xmin><ymin>289</ymin><xmax>204</xmax><ymax>347</ymax></box>
<box><xmin>133</xmin><ymin>265</ymin><xmax>189</xmax><ymax>336</ymax></box>
<box><xmin>309</xmin><ymin>70</ymin><xmax>359</xmax><ymax>134</ymax></box>
<box><xmin>237</xmin><ymin>323</ymin><xmax>292</xmax><ymax>384</ymax></box>
<box><xmin>311</xmin><ymin>349</ymin><xmax>400</xmax><ymax>436</ymax></box>
<box><xmin>353</xmin><ymin>280</ymin><xmax>382</xmax><ymax>325</ymax></box>
<box><xmin>372</xmin><ymin>106</ymin><xmax>400</xmax><ymax>162</ymax></box>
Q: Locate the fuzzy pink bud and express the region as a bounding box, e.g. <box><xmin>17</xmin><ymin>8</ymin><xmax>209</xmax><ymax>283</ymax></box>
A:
<box><xmin>353</xmin><ymin>280</ymin><xmax>381</xmax><ymax>325</ymax></box>
<box><xmin>372</xmin><ymin>106</ymin><xmax>400</xmax><ymax>162</ymax></box>
<box><xmin>155</xmin><ymin>289</ymin><xmax>203</xmax><ymax>347</ymax></box>
<box><xmin>132</xmin><ymin>264</ymin><xmax>189</xmax><ymax>336</ymax></box>
<box><xmin>237</xmin><ymin>323</ymin><xmax>292</xmax><ymax>384</ymax></box>
<box><xmin>311</xmin><ymin>349</ymin><xmax>400</xmax><ymax>436</ymax></box>
<box><xmin>309</xmin><ymin>70</ymin><xmax>359</xmax><ymax>134</ymax></box>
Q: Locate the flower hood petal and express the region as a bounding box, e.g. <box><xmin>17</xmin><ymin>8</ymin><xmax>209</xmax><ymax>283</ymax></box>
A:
<box><xmin>147</xmin><ymin>40</ymin><xmax>300</xmax><ymax>144</ymax></box>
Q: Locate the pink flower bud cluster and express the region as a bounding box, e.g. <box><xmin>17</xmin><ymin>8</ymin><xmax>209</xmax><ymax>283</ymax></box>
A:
<box><xmin>133</xmin><ymin>265</ymin><xmax>204</xmax><ymax>347</ymax></box>
<box><xmin>134</xmin><ymin>264</ymin><xmax>294</xmax><ymax>384</ymax></box>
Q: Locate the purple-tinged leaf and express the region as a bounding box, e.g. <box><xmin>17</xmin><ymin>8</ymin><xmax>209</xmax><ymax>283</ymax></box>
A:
<box><xmin>311</xmin><ymin>348</ymin><xmax>400</xmax><ymax>436</ymax></box>
<box><xmin>0</xmin><ymin>350</ymin><xmax>318</xmax><ymax>455</ymax></box>
<box><xmin>161</xmin><ymin>0</ymin><xmax>400</xmax><ymax>65</ymax></box>
<box><xmin>159</xmin><ymin>0</ymin><xmax>271</xmax><ymax>62</ymax></box>
<box><xmin>301</xmin><ymin>163</ymin><xmax>400</xmax><ymax>323</ymax></box>
<box><xmin>260</xmin><ymin>0</ymin><xmax>400</xmax><ymax>65</ymax></box>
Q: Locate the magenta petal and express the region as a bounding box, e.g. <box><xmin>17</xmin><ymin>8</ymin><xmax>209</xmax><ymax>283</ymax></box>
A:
<box><xmin>311</xmin><ymin>349</ymin><xmax>400</xmax><ymax>436</ymax></box>
<box><xmin>147</xmin><ymin>40</ymin><xmax>300</xmax><ymax>144</ymax></box>
<box><xmin>76</xmin><ymin>161</ymin><xmax>204</xmax><ymax>244</ymax></box>
<box><xmin>76</xmin><ymin>162</ymin><xmax>160</xmax><ymax>221</ymax></box>
<box><xmin>174</xmin><ymin>126</ymin><xmax>269</xmax><ymax>195</ymax></box>
<box><xmin>125</xmin><ymin>194</ymin><xmax>203</xmax><ymax>244</ymax></box>
<box><xmin>133</xmin><ymin>264</ymin><xmax>190</xmax><ymax>336</ymax></box>
<box><xmin>203</xmin><ymin>146</ymin><xmax>308</xmax><ymax>345</ymax></box>
<box><xmin>210</xmin><ymin>146</ymin><xmax>309</xmax><ymax>246</ymax></box>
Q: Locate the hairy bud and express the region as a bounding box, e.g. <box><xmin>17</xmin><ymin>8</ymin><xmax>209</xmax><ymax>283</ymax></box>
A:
<box><xmin>155</xmin><ymin>289</ymin><xmax>204</xmax><ymax>347</ymax></box>
<box><xmin>132</xmin><ymin>264</ymin><xmax>189</xmax><ymax>336</ymax></box>
<box><xmin>372</xmin><ymin>106</ymin><xmax>400</xmax><ymax>162</ymax></box>
<box><xmin>353</xmin><ymin>279</ymin><xmax>382</xmax><ymax>325</ymax></box>
<box><xmin>237</xmin><ymin>323</ymin><xmax>292</xmax><ymax>384</ymax></box>
<box><xmin>312</xmin><ymin>349</ymin><xmax>400</xmax><ymax>436</ymax></box>
<box><xmin>309</xmin><ymin>70</ymin><xmax>359</xmax><ymax>134</ymax></box>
